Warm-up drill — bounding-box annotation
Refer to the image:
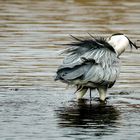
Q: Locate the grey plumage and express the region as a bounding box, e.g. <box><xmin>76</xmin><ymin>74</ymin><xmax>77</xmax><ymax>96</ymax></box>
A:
<box><xmin>55</xmin><ymin>34</ymin><xmax>121</xmax><ymax>101</ymax></box>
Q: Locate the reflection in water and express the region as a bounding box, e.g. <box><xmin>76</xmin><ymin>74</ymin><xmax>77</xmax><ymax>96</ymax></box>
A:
<box><xmin>56</xmin><ymin>99</ymin><xmax>120</xmax><ymax>137</ymax></box>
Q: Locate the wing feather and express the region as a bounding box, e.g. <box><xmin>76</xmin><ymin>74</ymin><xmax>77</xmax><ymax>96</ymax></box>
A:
<box><xmin>55</xmin><ymin>35</ymin><xmax>120</xmax><ymax>87</ymax></box>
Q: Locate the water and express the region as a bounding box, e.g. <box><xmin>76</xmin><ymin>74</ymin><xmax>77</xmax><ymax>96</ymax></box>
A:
<box><xmin>0</xmin><ymin>0</ymin><xmax>140</xmax><ymax>140</ymax></box>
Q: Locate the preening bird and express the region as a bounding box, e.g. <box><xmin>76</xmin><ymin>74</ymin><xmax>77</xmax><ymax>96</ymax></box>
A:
<box><xmin>55</xmin><ymin>33</ymin><xmax>139</xmax><ymax>102</ymax></box>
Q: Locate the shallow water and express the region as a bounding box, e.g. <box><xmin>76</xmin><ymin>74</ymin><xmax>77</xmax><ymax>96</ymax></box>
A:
<box><xmin>0</xmin><ymin>0</ymin><xmax>140</xmax><ymax>140</ymax></box>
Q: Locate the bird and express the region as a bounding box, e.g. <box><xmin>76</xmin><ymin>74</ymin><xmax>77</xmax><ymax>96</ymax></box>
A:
<box><xmin>55</xmin><ymin>33</ymin><xmax>139</xmax><ymax>102</ymax></box>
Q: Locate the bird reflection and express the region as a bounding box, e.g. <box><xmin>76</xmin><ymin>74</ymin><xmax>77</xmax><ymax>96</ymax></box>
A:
<box><xmin>55</xmin><ymin>99</ymin><xmax>120</xmax><ymax>137</ymax></box>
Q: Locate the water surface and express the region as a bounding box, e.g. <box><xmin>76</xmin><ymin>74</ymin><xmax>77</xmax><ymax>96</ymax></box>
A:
<box><xmin>0</xmin><ymin>0</ymin><xmax>140</xmax><ymax>140</ymax></box>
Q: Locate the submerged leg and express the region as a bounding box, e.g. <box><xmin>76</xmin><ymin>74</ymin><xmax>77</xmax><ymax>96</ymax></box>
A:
<box><xmin>75</xmin><ymin>87</ymin><xmax>88</xmax><ymax>100</ymax></box>
<box><xmin>97</xmin><ymin>86</ymin><xmax>107</xmax><ymax>102</ymax></box>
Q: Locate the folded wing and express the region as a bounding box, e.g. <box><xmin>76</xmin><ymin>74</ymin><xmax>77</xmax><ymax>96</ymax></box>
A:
<box><xmin>55</xmin><ymin>35</ymin><xmax>120</xmax><ymax>88</ymax></box>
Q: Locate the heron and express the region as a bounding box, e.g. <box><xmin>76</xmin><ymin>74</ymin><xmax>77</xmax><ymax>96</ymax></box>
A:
<box><xmin>55</xmin><ymin>33</ymin><xmax>139</xmax><ymax>102</ymax></box>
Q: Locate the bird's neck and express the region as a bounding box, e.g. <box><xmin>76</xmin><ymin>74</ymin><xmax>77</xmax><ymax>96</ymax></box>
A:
<box><xmin>114</xmin><ymin>45</ymin><xmax>126</xmax><ymax>56</ymax></box>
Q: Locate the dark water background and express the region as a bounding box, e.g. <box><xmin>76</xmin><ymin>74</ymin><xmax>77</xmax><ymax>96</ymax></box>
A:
<box><xmin>0</xmin><ymin>0</ymin><xmax>140</xmax><ymax>140</ymax></box>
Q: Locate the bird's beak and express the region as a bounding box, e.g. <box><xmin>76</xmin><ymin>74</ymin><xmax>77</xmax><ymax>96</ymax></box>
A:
<box><xmin>126</xmin><ymin>37</ymin><xmax>139</xmax><ymax>49</ymax></box>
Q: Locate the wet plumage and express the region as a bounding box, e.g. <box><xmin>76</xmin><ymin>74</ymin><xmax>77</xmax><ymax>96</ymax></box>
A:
<box><xmin>55</xmin><ymin>33</ymin><xmax>138</xmax><ymax>101</ymax></box>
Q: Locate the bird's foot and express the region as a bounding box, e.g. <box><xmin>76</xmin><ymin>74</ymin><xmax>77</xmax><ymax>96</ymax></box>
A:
<box><xmin>93</xmin><ymin>97</ymin><xmax>110</xmax><ymax>103</ymax></box>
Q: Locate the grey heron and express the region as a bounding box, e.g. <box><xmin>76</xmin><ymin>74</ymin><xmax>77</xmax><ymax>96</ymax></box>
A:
<box><xmin>55</xmin><ymin>33</ymin><xmax>138</xmax><ymax>102</ymax></box>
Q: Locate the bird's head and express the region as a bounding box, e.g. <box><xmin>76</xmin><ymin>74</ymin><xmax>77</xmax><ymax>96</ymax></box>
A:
<box><xmin>106</xmin><ymin>33</ymin><xmax>138</xmax><ymax>56</ymax></box>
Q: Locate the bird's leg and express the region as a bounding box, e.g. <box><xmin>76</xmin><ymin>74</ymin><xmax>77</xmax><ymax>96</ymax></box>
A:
<box><xmin>97</xmin><ymin>86</ymin><xmax>107</xmax><ymax>102</ymax></box>
<box><xmin>75</xmin><ymin>86</ymin><xmax>88</xmax><ymax>100</ymax></box>
<box><xmin>89</xmin><ymin>88</ymin><xmax>92</xmax><ymax>101</ymax></box>
<box><xmin>89</xmin><ymin>88</ymin><xmax>92</xmax><ymax>105</ymax></box>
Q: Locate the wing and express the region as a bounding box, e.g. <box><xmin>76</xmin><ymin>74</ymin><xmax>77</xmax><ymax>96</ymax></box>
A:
<box><xmin>82</xmin><ymin>50</ymin><xmax>120</xmax><ymax>86</ymax></box>
<box><xmin>55</xmin><ymin>35</ymin><xmax>120</xmax><ymax>87</ymax></box>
